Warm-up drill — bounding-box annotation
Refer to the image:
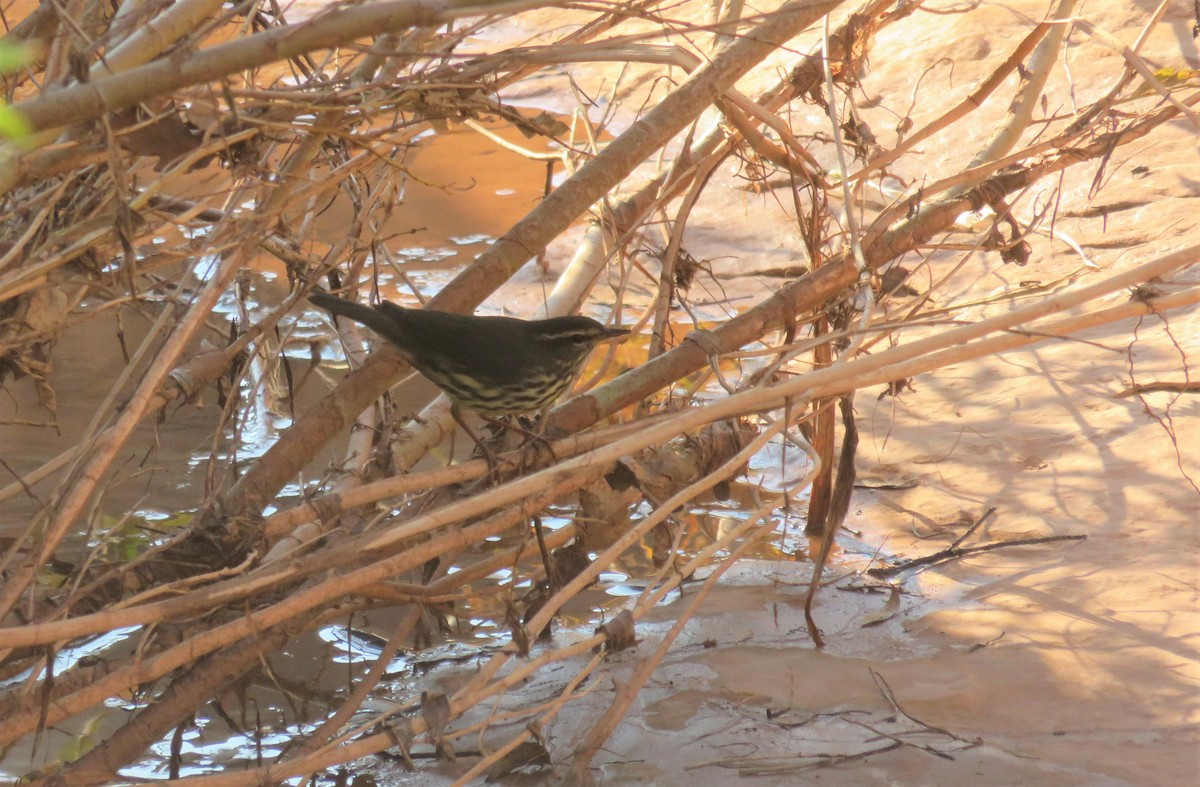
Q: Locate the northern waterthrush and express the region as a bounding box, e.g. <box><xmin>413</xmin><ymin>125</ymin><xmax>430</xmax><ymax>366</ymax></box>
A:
<box><xmin>310</xmin><ymin>292</ymin><xmax>628</xmax><ymax>449</ymax></box>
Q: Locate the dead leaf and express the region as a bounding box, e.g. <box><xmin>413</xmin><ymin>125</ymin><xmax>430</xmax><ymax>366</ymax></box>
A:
<box><xmin>420</xmin><ymin>691</ymin><xmax>451</xmax><ymax>739</ymax></box>
<box><xmin>486</xmin><ymin>738</ymin><xmax>552</xmax><ymax>781</ymax></box>
<box><xmin>860</xmin><ymin>586</ymin><xmax>901</xmax><ymax>627</ymax></box>
<box><xmin>594</xmin><ymin>610</ymin><xmax>638</xmax><ymax>654</ymax></box>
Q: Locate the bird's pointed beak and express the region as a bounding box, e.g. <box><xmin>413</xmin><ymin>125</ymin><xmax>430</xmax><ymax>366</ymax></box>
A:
<box><xmin>603</xmin><ymin>326</ymin><xmax>631</xmax><ymax>340</ymax></box>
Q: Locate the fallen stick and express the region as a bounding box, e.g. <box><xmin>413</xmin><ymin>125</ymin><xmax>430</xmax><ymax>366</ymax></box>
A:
<box><xmin>866</xmin><ymin>534</ymin><xmax>1087</xmax><ymax>577</ymax></box>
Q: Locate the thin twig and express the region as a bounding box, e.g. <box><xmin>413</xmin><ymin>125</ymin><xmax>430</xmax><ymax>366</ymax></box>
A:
<box><xmin>866</xmin><ymin>534</ymin><xmax>1087</xmax><ymax>577</ymax></box>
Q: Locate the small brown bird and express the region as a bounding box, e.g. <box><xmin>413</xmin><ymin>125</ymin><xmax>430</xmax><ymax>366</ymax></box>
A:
<box><xmin>310</xmin><ymin>292</ymin><xmax>627</xmax><ymax>456</ymax></box>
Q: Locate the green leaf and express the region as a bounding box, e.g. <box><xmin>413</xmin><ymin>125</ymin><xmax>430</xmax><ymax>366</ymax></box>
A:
<box><xmin>0</xmin><ymin>104</ymin><xmax>32</xmax><ymax>139</ymax></box>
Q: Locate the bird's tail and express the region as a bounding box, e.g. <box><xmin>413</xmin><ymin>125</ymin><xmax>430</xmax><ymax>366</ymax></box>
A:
<box><xmin>309</xmin><ymin>292</ymin><xmax>409</xmax><ymax>349</ymax></box>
